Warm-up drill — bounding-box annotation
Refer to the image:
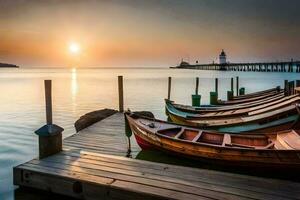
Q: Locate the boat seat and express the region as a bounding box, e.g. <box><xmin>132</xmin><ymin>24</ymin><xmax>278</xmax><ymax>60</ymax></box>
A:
<box><xmin>174</xmin><ymin>128</ymin><xmax>185</xmax><ymax>139</ymax></box>
<box><xmin>277</xmin><ymin>130</ymin><xmax>300</xmax><ymax>150</ymax></box>
<box><xmin>254</xmin><ymin>142</ymin><xmax>275</xmax><ymax>149</ymax></box>
<box><xmin>192</xmin><ymin>131</ymin><xmax>203</xmax><ymax>142</ymax></box>
<box><xmin>222</xmin><ymin>134</ymin><xmax>231</xmax><ymax>146</ymax></box>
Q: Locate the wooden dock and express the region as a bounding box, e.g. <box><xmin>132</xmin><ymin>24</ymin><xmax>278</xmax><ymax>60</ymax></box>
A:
<box><xmin>13</xmin><ymin>113</ymin><xmax>300</xmax><ymax>200</ymax></box>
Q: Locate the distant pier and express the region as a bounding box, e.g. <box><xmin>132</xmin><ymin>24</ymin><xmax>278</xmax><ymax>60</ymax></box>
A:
<box><xmin>171</xmin><ymin>61</ymin><xmax>300</xmax><ymax>73</ymax></box>
<box><xmin>172</xmin><ymin>50</ymin><xmax>300</xmax><ymax>72</ymax></box>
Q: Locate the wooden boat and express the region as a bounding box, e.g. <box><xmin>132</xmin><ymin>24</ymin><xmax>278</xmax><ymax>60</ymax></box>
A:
<box><xmin>169</xmin><ymin>91</ymin><xmax>286</xmax><ymax>113</ymax></box>
<box><xmin>231</xmin><ymin>87</ymin><xmax>281</xmax><ymax>100</ymax></box>
<box><xmin>167</xmin><ymin>94</ymin><xmax>300</xmax><ymax>117</ymax></box>
<box><xmin>217</xmin><ymin>90</ymin><xmax>284</xmax><ymax>105</ymax></box>
<box><xmin>165</xmin><ymin>100</ymin><xmax>300</xmax><ymax>133</ymax></box>
<box><xmin>126</xmin><ymin>113</ymin><xmax>300</xmax><ymax>169</ymax></box>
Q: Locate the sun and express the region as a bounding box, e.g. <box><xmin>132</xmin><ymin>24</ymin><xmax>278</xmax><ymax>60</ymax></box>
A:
<box><xmin>69</xmin><ymin>42</ymin><xmax>80</xmax><ymax>54</ymax></box>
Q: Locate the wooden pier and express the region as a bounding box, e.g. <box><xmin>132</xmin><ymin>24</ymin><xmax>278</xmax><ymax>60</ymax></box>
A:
<box><xmin>13</xmin><ymin>113</ymin><xmax>300</xmax><ymax>200</ymax></box>
<box><xmin>172</xmin><ymin>61</ymin><xmax>300</xmax><ymax>72</ymax></box>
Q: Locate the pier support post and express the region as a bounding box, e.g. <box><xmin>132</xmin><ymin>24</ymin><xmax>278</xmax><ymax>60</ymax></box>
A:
<box><xmin>35</xmin><ymin>80</ymin><xmax>63</xmax><ymax>159</ymax></box>
<box><xmin>118</xmin><ymin>76</ymin><xmax>124</xmax><ymax>112</ymax></box>
<box><xmin>167</xmin><ymin>77</ymin><xmax>172</xmax><ymax>100</ymax></box>
<box><xmin>236</xmin><ymin>76</ymin><xmax>239</xmax><ymax>96</ymax></box>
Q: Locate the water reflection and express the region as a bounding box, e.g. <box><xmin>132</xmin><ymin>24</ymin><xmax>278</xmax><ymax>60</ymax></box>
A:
<box><xmin>1</xmin><ymin>68</ymin><xmax>300</xmax><ymax>199</ymax></box>
<box><xmin>71</xmin><ymin>68</ymin><xmax>77</xmax><ymax>100</ymax></box>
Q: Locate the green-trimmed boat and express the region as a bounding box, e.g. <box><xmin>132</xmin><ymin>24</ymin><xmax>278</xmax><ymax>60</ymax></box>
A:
<box><xmin>165</xmin><ymin>99</ymin><xmax>300</xmax><ymax>133</ymax></box>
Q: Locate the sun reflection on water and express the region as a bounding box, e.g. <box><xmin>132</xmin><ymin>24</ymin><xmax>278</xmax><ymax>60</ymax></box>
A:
<box><xmin>71</xmin><ymin>68</ymin><xmax>78</xmax><ymax>109</ymax></box>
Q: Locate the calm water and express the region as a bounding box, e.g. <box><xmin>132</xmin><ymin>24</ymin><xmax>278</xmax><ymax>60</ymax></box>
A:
<box><xmin>0</xmin><ymin>68</ymin><xmax>299</xmax><ymax>200</ymax></box>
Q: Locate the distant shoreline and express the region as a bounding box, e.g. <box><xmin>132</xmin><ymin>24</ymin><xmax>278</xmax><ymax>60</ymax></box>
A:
<box><xmin>0</xmin><ymin>62</ymin><xmax>19</xmax><ymax>68</ymax></box>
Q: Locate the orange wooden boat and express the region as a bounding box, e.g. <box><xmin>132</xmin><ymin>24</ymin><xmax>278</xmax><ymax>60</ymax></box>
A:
<box><xmin>126</xmin><ymin>112</ymin><xmax>300</xmax><ymax>169</ymax></box>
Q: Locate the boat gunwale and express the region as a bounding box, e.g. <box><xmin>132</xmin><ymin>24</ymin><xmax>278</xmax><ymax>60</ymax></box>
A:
<box><xmin>167</xmin><ymin>92</ymin><xmax>287</xmax><ymax>113</ymax></box>
<box><xmin>232</xmin><ymin>87</ymin><xmax>281</xmax><ymax>100</ymax></box>
<box><xmin>217</xmin><ymin>90</ymin><xmax>284</xmax><ymax>105</ymax></box>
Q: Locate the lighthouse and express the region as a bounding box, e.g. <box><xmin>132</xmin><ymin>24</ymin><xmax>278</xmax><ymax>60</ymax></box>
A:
<box><xmin>219</xmin><ymin>49</ymin><xmax>227</xmax><ymax>65</ymax></box>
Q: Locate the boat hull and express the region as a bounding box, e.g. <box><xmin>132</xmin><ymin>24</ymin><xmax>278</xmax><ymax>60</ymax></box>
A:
<box><xmin>165</xmin><ymin>98</ymin><xmax>300</xmax><ymax>133</ymax></box>
<box><xmin>167</xmin><ymin>110</ymin><xmax>298</xmax><ymax>133</ymax></box>
<box><xmin>128</xmin><ymin>118</ymin><xmax>300</xmax><ymax>169</ymax></box>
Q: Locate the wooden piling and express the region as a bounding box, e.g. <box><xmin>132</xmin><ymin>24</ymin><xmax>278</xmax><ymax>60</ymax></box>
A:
<box><xmin>284</xmin><ymin>80</ymin><xmax>288</xmax><ymax>96</ymax></box>
<box><xmin>296</xmin><ymin>80</ymin><xmax>300</xmax><ymax>94</ymax></box>
<box><xmin>215</xmin><ymin>78</ymin><xmax>218</xmax><ymax>93</ymax></box>
<box><xmin>168</xmin><ymin>77</ymin><xmax>172</xmax><ymax>100</ymax></box>
<box><xmin>35</xmin><ymin>80</ymin><xmax>63</xmax><ymax>159</ymax></box>
<box><xmin>195</xmin><ymin>77</ymin><xmax>199</xmax><ymax>95</ymax></box>
<box><xmin>45</xmin><ymin>80</ymin><xmax>53</xmax><ymax>125</ymax></box>
<box><xmin>231</xmin><ymin>78</ymin><xmax>234</xmax><ymax>94</ymax></box>
<box><xmin>290</xmin><ymin>81</ymin><xmax>295</xmax><ymax>95</ymax></box>
<box><xmin>118</xmin><ymin>76</ymin><xmax>124</xmax><ymax>112</ymax></box>
<box><xmin>236</xmin><ymin>76</ymin><xmax>239</xmax><ymax>96</ymax></box>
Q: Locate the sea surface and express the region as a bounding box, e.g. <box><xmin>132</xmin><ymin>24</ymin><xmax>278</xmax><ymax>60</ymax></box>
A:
<box><xmin>0</xmin><ymin>67</ymin><xmax>299</xmax><ymax>200</ymax></box>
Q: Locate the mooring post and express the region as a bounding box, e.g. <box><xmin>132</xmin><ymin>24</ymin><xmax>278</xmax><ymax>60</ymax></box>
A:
<box><xmin>215</xmin><ymin>78</ymin><xmax>218</xmax><ymax>93</ymax></box>
<box><xmin>118</xmin><ymin>76</ymin><xmax>124</xmax><ymax>112</ymax></box>
<box><xmin>284</xmin><ymin>80</ymin><xmax>289</xmax><ymax>96</ymax></box>
<box><xmin>35</xmin><ymin>80</ymin><xmax>63</xmax><ymax>159</ymax></box>
<box><xmin>45</xmin><ymin>80</ymin><xmax>52</xmax><ymax>124</ymax></box>
<box><xmin>168</xmin><ymin>77</ymin><xmax>172</xmax><ymax>100</ymax></box>
<box><xmin>227</xmin><ymin>77</ymin><xmax>234</xmax><ymax>101</ymax></box>
<box><xmin>236</xmin><ymin>76</ymin><xmax>239</xmax><ymax>96</ymax></box>
<box><xmin>290</xmin><ymin>81</ymin><xmax>295</xmax><ymax>95</ymax></box>
<box><xmin>195</xmin><ymin>77</ymin><xmax>199</xmax><ymax>95</ymax></box>
<box><xmin>296</xmin><ymin>80</ymin><xmax>300</xmax><ymax>94</ymax></box>
<box><xmin>192</xmin><ymin>77</ymin><xmax>201</xmax><ymax>106</ymax></box>
<box><xmin>231</xmin><ymin>78</ymin><xmax>234</xmax><ymax>93</ymax></box>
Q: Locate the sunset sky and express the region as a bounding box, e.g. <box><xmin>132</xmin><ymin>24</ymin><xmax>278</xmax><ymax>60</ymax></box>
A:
<box><xmin>0</xmin><ymin>0</ymin><xmax>299</xmax><ymax>67</ymax></box>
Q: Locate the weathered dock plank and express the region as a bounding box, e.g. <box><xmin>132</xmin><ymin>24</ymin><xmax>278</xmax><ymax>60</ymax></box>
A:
<box><xmin>14</xmin><ymin>113</ymin><xmax>300</xmax><ymax>200</ymax></box>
